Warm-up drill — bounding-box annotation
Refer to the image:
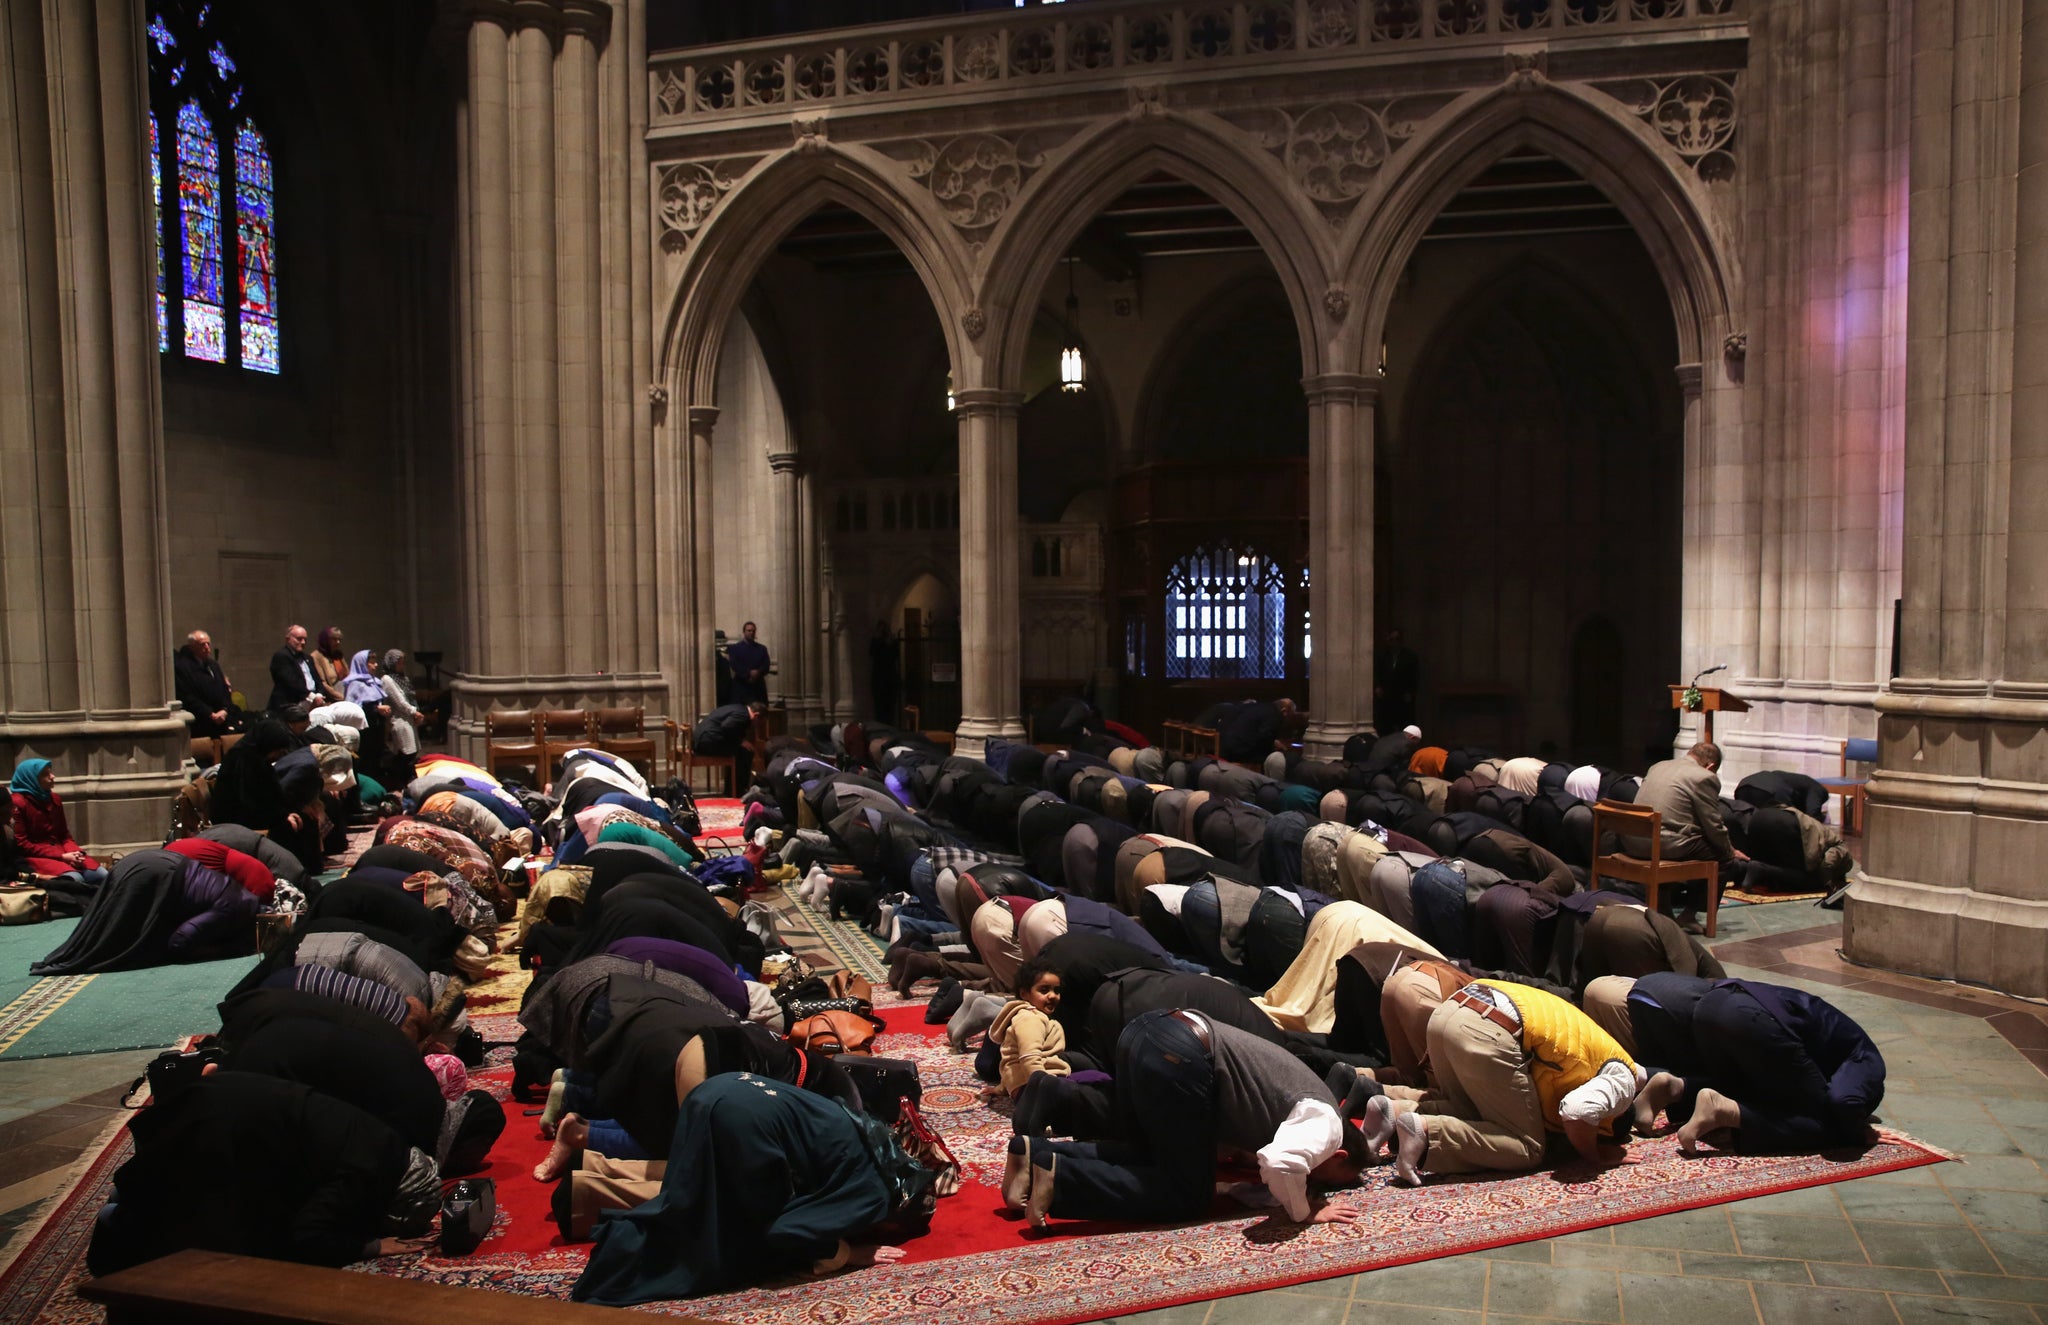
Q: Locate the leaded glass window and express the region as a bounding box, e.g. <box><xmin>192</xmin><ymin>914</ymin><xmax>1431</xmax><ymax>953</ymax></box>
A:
<box><xmin>1164</xmin><ymin>545</ymin><xmax>1294</xmax><ymax>680</ymax></box>
<box><xmin>147</xmin><ymin>3</ymin><xmax>278</xmax><ymax>374</ymax></box>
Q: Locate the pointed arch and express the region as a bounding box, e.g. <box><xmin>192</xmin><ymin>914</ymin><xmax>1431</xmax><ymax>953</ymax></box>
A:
<box><xmin>1130</xmin><ymin>270</ymin><xmax>1306</xmax><ymax>465</ymax></box>
<box><xmin>659</xmin><ymin>146</ymin><xmax>975</xmax><ymax>408</ymax></box>
<box><xmin>1340</xmin><ymin>83</ymin><xmax>1735</xmax><ymax>371</ymax></box>
<box><xmin>979</xmin><ymin>114</ymin><xmax>1333</xmax><ymax>391</ymax></box>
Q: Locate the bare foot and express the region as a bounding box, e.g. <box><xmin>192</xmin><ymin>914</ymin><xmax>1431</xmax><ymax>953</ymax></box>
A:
<box><xmin>1390</xmin><ymin>1113</ymin><xmax>1429</xmax><ymax>1187</ymax></box>
<box><xmin>1635</xmin><ymin>1071</ymin><xmax>1686</xmax><ymax>1136</ymax></box>
<box><xmin>1675</xmin><ymin>1088</ymin><xmax>1741</xmax><ymax>1154</ymax></box>
<box><xmin>533</xmin><ymin>1113</ymin><xmax>588</xmax><ymax>1182</ymax></box>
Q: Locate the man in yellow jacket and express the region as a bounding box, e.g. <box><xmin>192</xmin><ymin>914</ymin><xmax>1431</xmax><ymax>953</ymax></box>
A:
<box><xmin>1362</xmin><ymin>978</ymin><xmax>1644</xmax><ymax>1185</ymax></box>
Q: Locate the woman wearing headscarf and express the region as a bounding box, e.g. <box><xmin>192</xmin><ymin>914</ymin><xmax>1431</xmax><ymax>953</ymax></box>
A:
<box><xmin>379</xmin><ymin>649</ymin><xmax>424</xmax><ymax>773</ymax></box>
<box><xmin>8</xmin><ymin>759</ymin><xmax>108</xmax><ymax>892</ymax></box>
<box><xmin>311</xmin><ymin>627</ymin><xmax>349</xmax><ymax>705</ymax></box>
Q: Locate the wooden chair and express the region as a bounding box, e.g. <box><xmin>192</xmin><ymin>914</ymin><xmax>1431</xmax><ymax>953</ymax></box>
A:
<box><xmin>1589</xmin><ymin>799</ymin><xmax>1722</xmax><ymax>937</ymax></box>
<box><xmin>187</xmin><ymin>736</ymin><xmax>222</xmax><ymax>768</ymax></box>
<box><xmin>539</xmin><ymin>709</ymin><xmax>597</xmax><ymax>779</ymax></box>
<box><xmin>1815</xmin><ymin>736</ymin><xmax>1878</xmax><ymax>836</ymax></box>
<box><xmin>594</xmin><ymin>705</ymin><xmax>657</xmax><ymax>778</ymax></box>
<box><xmin>483</xmin><ymin>708</ymin><xmax>543</xmax><ymax>781</ymax></box>
<box><xmin>664</xmin><ymin>719</ymin><xmax>736</xmax><ymax>796</ymax></box>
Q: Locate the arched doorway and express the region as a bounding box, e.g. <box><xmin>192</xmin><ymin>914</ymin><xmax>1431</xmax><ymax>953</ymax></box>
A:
<box><xmin>1379</xmin><ymin>151</ymin><xmax>1683</xmax><ymax>761</ymax></box>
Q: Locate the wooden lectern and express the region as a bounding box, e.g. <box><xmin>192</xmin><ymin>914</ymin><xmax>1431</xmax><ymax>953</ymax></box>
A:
<box><xmin>1670</xmin><ymin>685</ymin><xmax>1749</xmax><ymax>744</ymax></box>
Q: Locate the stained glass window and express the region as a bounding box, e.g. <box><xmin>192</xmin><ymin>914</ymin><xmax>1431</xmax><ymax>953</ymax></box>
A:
<box><xmin>234</xmin><ymin>125</ymin><xmax>277</xmax><ymax>372</ymax></box>
<box><xmin>1164</xmin><ymin>545</ymin><xmax>1296</xmax><ymax>681</ymax></box>
<box><xmin>150</xmin><ymin>114</ymin><xmax>166</xmax><ymax>352</ymax></box>
<box><xmin>147</xmin><ymin>2</ymin><xmax>276</xmax><ymax>373</ymax></box>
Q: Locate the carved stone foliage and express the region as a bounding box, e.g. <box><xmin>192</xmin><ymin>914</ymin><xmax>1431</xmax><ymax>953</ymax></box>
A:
<box><xmin>1221</xmin><ymin>99</ymin><xmax>1447</xmax><ymax>223</ymax></box>
<box><xmin>878</xmin><ymin>129</ymin><xmax>1072</xmax><ymax>245</ymax></box>
<box><xmin>1595</xmin><ymin>75</ymin><xmax>1739</xmax><ymax>182</ymax></box>
<box><xmin>655</xmin><ymin>159</ymin><xmax>754</xmax><ymax>253</ymax></box>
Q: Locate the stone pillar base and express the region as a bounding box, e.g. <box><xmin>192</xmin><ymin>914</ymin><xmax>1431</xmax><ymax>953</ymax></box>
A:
<box><xmin>0</xmin><ymin>711</ymin><xmax>193</xmax><ymax>856</ymax></box>
<box><xmin>952</xmin><ymin>717</ymin><xmax>1025</xmax><ymax>762</ymax></box>
<box><xmin>1301</xmin><ymin>720</ymin><xmax>1350</xmax><ymax>761</ymax></box>
<box><xmin>446</xmin><ymin>673</ymin><xmax>670</xmax><ymax>768</ymax></box>
<box><xmin>1841</xmin><ymin>686</ymin><xmax>2048</xmax><ymax>999</ymax></box>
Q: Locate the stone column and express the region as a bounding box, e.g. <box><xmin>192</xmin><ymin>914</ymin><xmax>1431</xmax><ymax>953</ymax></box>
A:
<box><xmin>685</xmin><ymin>404</ymin><xmax>720</xmax><ymax>718</ymax></box>
<box><xmin>764</xmin><ymin>451</ymin><xmax>801</xmax><ymax>710</ymax></box>
<box><xmin>954</xmin><ymin>388</ymin><xmax>1026</xmax><ymax>755</ymax></box>
<box><xmin>1300</xmin><ymin>374</ymin><xmax>1379</xmax><ymax>758</ymax></box>
<box><xmin>829</xmin><ymin>554</ymin><xmax>858</xmax><ymax>721</ymax></box>
<box><xmin>1845</xmin><ymin>0</ymin><xmax>2048</xmax><ymax>996</ymax></box>
<box><xmin>0</xmin><ymin>0</ymin><xmax>186</xmax><ymax>851</ymax></box>
<box><xmin>446</xmin><ymin>0</ymin><xmax>661</xmax><ymax>754</ymax></box>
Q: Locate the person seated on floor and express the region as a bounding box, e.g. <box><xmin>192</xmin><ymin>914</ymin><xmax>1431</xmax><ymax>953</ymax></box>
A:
<box><xmin>1008</xmin><ymin>1008</ymin><xmax>1373</xmax><ymax>1229</ymax></box>
<box><xmin>1361</xmin><ymin>977</ymin><xmax>1643</xmax><ymax>1186</ymax></box>
<box><xmin>1626</xmin><ymin>743</ymin><xmax>1750</xmax><ymax>910</ymax></box>
<box><xmin>31</xmin><ymin>843</ymin><xmax>276</xmax><ymax>974</ymax></box>
<box><xmin>8</xmin><ymin>759</ymin><xmax>109</xmax><ymax>895</ymax></box>
<box><xmin>1621</xmin><ymin>973</ymin><xmax>1887</xmax><ymax>1154</ymax></box>
<box><xmin>210</xmin><ymin>719</ymin><xmax>326</xmax><ymax>869</ymax></box>
<box><xmin>987</xmin><ymin>959</ymin><xmax>1097</xmax><ymax>1135</ymax></box>
<box><xmin>174</xmin><ymin>629</ymin><xmax>245</xmax><ymax>737</ymax></box>
<box><xmin>87</xmin><ymin>1069</ymin><xmax>439</xmax><ymax>1275</ymax></box>
<box><xmin>570</xmin><ymin>1070</ymin><xmax>906</xmax><ymax>1305</ymax></box>
<box><xmin>1</xmin><ymin>769</ymin><xmax>101</xmax><ymax>917</ymax></box>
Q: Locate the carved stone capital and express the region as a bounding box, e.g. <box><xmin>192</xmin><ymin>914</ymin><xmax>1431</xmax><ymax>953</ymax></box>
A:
<box><xmin>951</xmin><ymin>387</ymin><xmax>1026</xmax><ymax>418</ymax></box>
<box><xmin>767</xmin><ymin>450</ymin><xmax>802</xmax><ymax>475</ymax></box>
<box><xmin>1301</xmin><ymin>371</ymin><xmax>1381</xmax><ymax>406</ymax></box>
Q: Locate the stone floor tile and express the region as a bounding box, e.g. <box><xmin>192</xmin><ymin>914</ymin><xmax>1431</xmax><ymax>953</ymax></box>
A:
<box><xmin>1352</xmin><ymin>1258</ymin><xmax>1489</xmax><ymax>1306</ymax></box>
<box><xmin>1208</xmin><ymin>1291</ymin><xmax>1350</xmax><ymax>1325</ymax></box>
<box><xmin>1750</xmin><ymin>1282</ymin><xmax>1897</xmax><ymax>1325</ymax></box>
<box><xmin>1110</xmin><ymin>1305</ymin><xmax>1215</xmax><ymax>1325</ymax></box>
<box><xmin>1613</xmin><ymin>1207</ymin><xmax>1739</xmax><ymax>1252</ymax></box>
<box><xmin>1347</xmin><ymin>1307</ymin><xmax>1480</xmax><ymax>1325</ymax></box>
<box><xmin>1853</xmin><ymin>1222</ymin><xmax>2003</xmax><ymax>1273</ymax></box>
<box><xmin>1836</xmin><ymin>1181</ymin><xmax>1968</xmax><ymax>1224</ymax></box>
<box><xmin>1474</xmin><ymin>1241</ymin><xmax>1555</xmax><ymax>1264</ymax></box>
<box><xmin>1618</xmin><ymin>1270</ymin><xmax>1762</xmax><ymax>1323</ymax></box>
<box><xmin>1807</xmin><ymin>1263</ymin><xmax>1949</xmax><ymax>1295</ymax></box>
<box><xmin>1551</xmin><ymin>1242</ymin><xmax>1680</xmax><ymax>1274</ymax></box>
<box><xmin>1480</xmin><ymin>1263</ymin><xmax>1620</xmax><ymax>1323</ymax></box>
<box><xmin>1981</xmin><ymin>1232</ymin><xmax>2048</xmax><ymax>1280</ymax></box>
<box><xmin>1283</xmin><ymin>1274</ymin><xmax>1358</xmax><ymax>1299</ymax></box>
<box><xmin>1952</xmin><ymin>1190</ymin><xmax>2048</xmax><ymax>1234</ymax></box>
<box><xmin>1730</xmin><ymin>1213</ymin><xmax>1867</xmax><ymax>1263</ymax></box>
<box><xmin>1890</xmin><ymin>1294</ymin><xmax>2037</xmax><ymax>1325</ymax></box>
<box><xmin>1938</xmin><ymin>1275</ymin><xmax>2048</xmax><ymax>1305</ymax></box>
<box><xmin>1940</xmin><ymin>1159</ymin><xmax>2048</xmax><ymax>1194</ymax></box>
<box><xmin>1679</xmin><ymin>1252</ymin><xmax>1816</xmax><ymax>1283</ymax></box>
<box><xmin>1735</xmin><ymin>1187</ymin><xmax>1847</xmax><ymax>1217</ymax></box>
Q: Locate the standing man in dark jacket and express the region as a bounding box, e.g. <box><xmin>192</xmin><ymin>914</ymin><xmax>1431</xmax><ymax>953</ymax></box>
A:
<box><xmin>1375</xmin><ymin>629</ymin><xmax>1420</xmax><ymax>733</ymax></box>
<box><xmin>175</xmin><ymin>630</ymin><xmax>244</xmax><ymax>736</ymax></box>
<box><xmin>727</xmin><ymin>621</ymin><xmax>771</xmax><ymax>706</ymax></box>
<box><xmin>868</xmin><ymin>620</ymin><xmax>899</xmax><ymax>722</ymax></box>
<box><xmin>266</xmin><ymin>624</ymin><xmax>320</xmax><ymax>716</ymax></box>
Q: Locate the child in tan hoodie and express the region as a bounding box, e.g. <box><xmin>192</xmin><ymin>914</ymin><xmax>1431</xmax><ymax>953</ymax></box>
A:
<box><xmin>985</xmin><ymin>958</ymin><xmax>1072</xmax><ymax>1132</ymax></box>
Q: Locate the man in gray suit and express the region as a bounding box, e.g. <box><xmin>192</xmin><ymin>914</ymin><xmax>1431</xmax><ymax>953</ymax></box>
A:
<box><xmin>1628</xmin><ymin>742</ymin><xmax>1749</xmax><ymax>898</ymax></box>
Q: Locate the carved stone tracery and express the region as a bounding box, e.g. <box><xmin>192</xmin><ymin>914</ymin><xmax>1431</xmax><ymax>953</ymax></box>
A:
<box><xmin>1596</xmin><ymin>74</ymin><xmax>1739</xmax><ymax>182</ymax></box>
<box><xmin>880</xmin><ymin>129</ymin><xmax>1071</xmax><ymax>243</ymax></box>
<box><xmin>655</xmin><ymin>160</ymin><xmax>751</xmax><ymax>252</ymax></box>
<box><xmin>1223</xmin><ymin>99</ymin><xmax>1442</xmax><ymax>222</ymax></box>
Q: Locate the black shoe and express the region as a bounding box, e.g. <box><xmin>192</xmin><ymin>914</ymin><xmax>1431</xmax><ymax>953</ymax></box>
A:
<box><xmin>1325</xmin><ymin>1061</ymin><xmax>1383</xmax><ymax>1118</ymax></box>
<box><xmin>925</xmin><ymin>978</ymin><xmax>964</xmax><ymax>1024</ymax></box>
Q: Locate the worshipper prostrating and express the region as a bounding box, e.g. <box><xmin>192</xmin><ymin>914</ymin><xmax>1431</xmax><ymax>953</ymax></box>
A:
<box><xmin>1007</xmin><ymin>1009</ymin><xmax>1373</xmax><ymax>1228</ymax></box>
<box><xmin>1361</xmin><ymin>979</ymin><xmax>1643</xmax><ymax>1185</ymax></box>
<box><xmin>7</xmin><ymin>758</ymin><xmax>109</xmax><ymax>895</ymax></box>
<box><xmin>87</xmin><ymin>1070</ymin><xmax>440</xmax><ymax>1273</ymax></box>
<box><xmin>570</xmin><ymin>1072</ymin><xmax>908</xmax><ymax>1306</ymax></box>
<box><xmin>32</xmin><ymin>842</ymin><xmax>275</xmax><ymax>973</ymax></box>
<box><xmin>1621</xmin><ymin>973</ymin><xmax>1887</xmax><ymax>1153</ymax></box>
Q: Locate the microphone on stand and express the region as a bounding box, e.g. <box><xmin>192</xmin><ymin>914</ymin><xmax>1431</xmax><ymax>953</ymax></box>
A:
<box><xmin>1691</xmin><ymin>663</ymin><xmax>1727</xmax><ymax>687</ymax></box>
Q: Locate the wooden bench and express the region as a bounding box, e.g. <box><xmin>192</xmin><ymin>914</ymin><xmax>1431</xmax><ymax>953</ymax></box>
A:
<box><xmin>78</xmin><ymin>1248</ymin><xmax>701</xmax><ymax>1324</ymax></box>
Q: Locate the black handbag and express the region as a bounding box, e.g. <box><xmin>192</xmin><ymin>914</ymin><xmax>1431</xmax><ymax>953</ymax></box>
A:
<box><xmin>439</xmin><ymin>1178</ymin><xmax>496</xmax><ymax>1256</ymax></box>
<box><xmin>839</xmin><ymin>1055</ymin><xmax>921</xmax><ymax>1123</ymax></box>
<box><xmin>783</xmin><ymin>995</ymin><xmax>875</xmax><ymax>1023</ymax></box>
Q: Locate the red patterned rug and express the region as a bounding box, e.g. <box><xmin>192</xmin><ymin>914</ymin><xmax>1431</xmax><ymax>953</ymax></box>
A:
<box><xmin>0</xmin><ymin>1008</ymin><xmax>1947</xmax><ymax>1325</ymax></box>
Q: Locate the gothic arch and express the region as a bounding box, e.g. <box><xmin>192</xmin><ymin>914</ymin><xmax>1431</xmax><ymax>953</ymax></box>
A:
<box><xmin>1130</xmin><ymin>272</ymin><xmax>1308</xmax><ymax>465</ymax></box>
<box><xmin>1340</xmin><ymin>83</ymin><xmax>1735</xmax><ymax>372</ymax></box>
<box><xmin>659</xmin><ymin>145</ymin><xmax>975</xmax><ymax>407</ymax></box>
<box><xmin>979</xmin><ymin>114</ymin><xmax>1332</xmax><ymax>392</ymax></box>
